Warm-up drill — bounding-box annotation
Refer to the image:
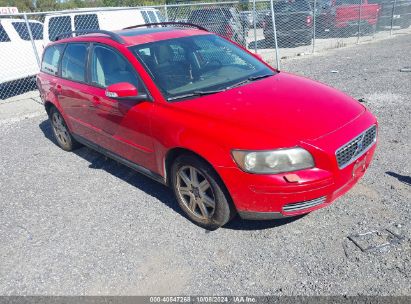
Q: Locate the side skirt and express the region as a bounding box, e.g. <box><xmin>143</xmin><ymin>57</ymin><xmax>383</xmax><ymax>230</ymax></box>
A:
<box><xmin>72</xmin><ymin>134</ymin><xmax>167</xmax><ymax>185</ymax></box>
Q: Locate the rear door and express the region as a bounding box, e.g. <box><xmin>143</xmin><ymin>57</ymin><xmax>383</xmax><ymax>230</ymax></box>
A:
<box><xmin>57</xmin><ymin>42</ymin><xmax>96</xmax><ymax>139</ymax></box>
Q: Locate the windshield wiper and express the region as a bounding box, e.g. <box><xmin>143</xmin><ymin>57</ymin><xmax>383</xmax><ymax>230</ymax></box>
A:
<box><xmin>167</xmin><ymin>89</ymin><xmax>226</xmax><ymax>101</ymax></box>
<box><xmin>166</xmin><ymin>74</ymin><xmax>274</xmax><ymax>101</ymax></box>
<box><xmin>226</xmin><ymin>73</ymin><xmax>274</xmax><ymax>90</ymax></box>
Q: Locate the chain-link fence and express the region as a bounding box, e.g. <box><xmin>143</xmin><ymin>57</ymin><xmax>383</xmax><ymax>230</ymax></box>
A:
<box><xmin>1</xmin><ymin>0</ymin><xmax>410</xmax><ymax>100</ymax></box>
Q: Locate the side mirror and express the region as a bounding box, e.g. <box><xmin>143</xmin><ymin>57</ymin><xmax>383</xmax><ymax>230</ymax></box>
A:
<box><xmin>105</xmin><ymin>82</ymin><xmax>150</xmax><ymax>102</ymax></box>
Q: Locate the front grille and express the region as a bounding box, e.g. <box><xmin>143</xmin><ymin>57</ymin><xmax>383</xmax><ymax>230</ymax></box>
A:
<box><xmin>283</xmin><ymin>196</ymin><xmax>326</xmax><ymax>213</ymax></box>
<box><xmin>336</xmin><ymin>125</ymin><xmax>377</xmax><ymax>169</ymax></box>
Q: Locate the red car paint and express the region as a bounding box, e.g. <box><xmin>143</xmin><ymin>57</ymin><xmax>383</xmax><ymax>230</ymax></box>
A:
<box><xmin>334</xmin><ymin>0</ymin><xmax>380</xmax><ymax>28</ymax></box>
<box><xmin>37</xmin><ymin>28</ymin><xmax>377</xmax><ymax>219</ymax></box>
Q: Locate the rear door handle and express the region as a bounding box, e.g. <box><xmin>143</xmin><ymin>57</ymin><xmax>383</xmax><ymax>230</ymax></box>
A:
<box><xmin>55</xmin><ymin>84</ymin><xmax>62</xmax><ymax>94</ymax></box>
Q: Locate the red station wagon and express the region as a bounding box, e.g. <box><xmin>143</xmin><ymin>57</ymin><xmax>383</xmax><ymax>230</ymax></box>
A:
<box><xmin>37</xmin><ymin>23</ymin><xmax>378</xmax><ymax>229</ymax></box>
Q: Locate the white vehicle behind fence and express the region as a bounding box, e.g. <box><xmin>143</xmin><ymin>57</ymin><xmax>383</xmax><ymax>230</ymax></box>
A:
<box><xmin>0</xmin><ymin>18</ymin><xmax>43</xmax><ymax>97</ymax></box>
<box><xmin>0</xmin><ymin>7</ymin><xmax>166</xmax><ymax>99</ymax></box>
<box><xmin>43</xmin><ymin>7</ymin><xmax>166</xmax><ymax>44</ymax></box>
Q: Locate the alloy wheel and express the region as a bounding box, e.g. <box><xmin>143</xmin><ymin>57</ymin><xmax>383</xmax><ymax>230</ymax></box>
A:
<box><xmin>51</xmin><ymin>111</ymin><xmax>70</xmax><ymax>147</ymax></box>
<box><xmin>176</xmin><ymin>165</ymin><xmax>216</xmax><ymax>220</ymax></box>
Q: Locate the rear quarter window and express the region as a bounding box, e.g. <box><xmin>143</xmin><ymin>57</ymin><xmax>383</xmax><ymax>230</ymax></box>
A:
<box><xmin>41</xmin><ymin>44</ymin><xmax>65</xmax><ymax>75</ymax></box>
<box><xmin>12</xmin><ymin>22</ymin><xmax>43</xmax><ymax>40</ymax></box>
<box><xmin>49</xmin><ymin>16</ymin><xmax>71</xmax><ymax>41</ymax></box>
<box><xmin>0</xmin><ymin>24</ymin><xmax>11</xmax><ymax>42</ymax></box>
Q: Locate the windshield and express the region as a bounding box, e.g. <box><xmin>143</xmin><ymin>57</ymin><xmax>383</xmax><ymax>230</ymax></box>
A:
<box><xmin>129</xmin><ymin>34</ymin><xmax>274</xmax><ymax>101</ymax></box>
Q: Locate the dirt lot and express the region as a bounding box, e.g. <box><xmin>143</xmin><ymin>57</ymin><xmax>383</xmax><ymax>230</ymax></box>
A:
<box><xmin>0</xmin><ymin>34</ymin><xmax>410</xmax><ymax>295</ymax></box>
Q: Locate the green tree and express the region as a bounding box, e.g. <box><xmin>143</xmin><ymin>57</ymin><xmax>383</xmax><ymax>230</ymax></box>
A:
<box><xmin>0</xmin><ymin>0</ymin><xmax>35</xmax><ymax>12</ymax></box>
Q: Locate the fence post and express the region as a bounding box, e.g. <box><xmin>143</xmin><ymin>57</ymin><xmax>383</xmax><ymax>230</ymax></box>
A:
<box><xmin>390</xmin><ymin>0</ymin><xmax>397</xmax><ymax>36</ymax></box>
<box><xmin>23</xmin><ymin>13</ymin><xmax>41</xmax><ymax>69</ymax></box>
<box><xmin>164</xmin><ymin>4</ymin><xmax>169</xmax><ymax>21</ymax></box>
<box><xmin>312</xmin><ymin>0</ymin><xmax>317</xmax><ymax>53</ymax></box>
<box><xmin>253</xmin><ymin>0</ymin><xmax>257</xmax><ymax>53</ymax></box>
<box><xmin>269</xmin><ymin>0</ymin><xmax>281</xmax><ymax>70</ymax></box>
<box><xmin>356</xmin><ymin>0</ymin><xmax>363</xmax><ymax>44</ymax></box>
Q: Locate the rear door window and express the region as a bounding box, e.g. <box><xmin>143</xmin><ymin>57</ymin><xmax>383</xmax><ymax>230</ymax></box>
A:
<box><xmin>61</xmin><ymin>43</ymin><xmax>88</xmax><ymax>82</ymax></box>
<box><xmin>12</xmin><ymin>21</ymin><xmax>43</xmax><ymax>40</ymax></box>
<box><xmin>0</xmin><ymin>24</ymin><xmax>11</xmax><ymax>42</ymax></box>
<box><xmin>74</xmin><ymin>14</ymin><xmax>99</xmax><ymax>32</ymax></box>
<box><xmin>41</xmin><ymin>44</ymin><xmax>65</xmax><ymax>75</ymax></box>
<box><xmin>49</xmin><ymin>16</ymin><xmax>71</xmax><ymax>41</ymax></box>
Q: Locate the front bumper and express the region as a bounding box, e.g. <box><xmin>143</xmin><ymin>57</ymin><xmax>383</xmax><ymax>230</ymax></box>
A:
<box><xmin>217</xmin><ymin>114</ymin><xmax>378</xmax><ymax>220</ymax></box>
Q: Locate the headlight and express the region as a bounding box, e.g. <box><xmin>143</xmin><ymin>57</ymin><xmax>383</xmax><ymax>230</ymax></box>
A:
<box><xmin>232</xmin><ymin>147</ymin><xmax>314</xmax><ymax>174</ymax></box>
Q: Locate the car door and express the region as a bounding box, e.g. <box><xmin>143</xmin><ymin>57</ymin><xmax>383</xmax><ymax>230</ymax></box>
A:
<box><xmin>85</xmin><ymin>43</ymin><xmax>156</xmax><ymax>171</ymax></box>
<box><xmin>57</xmin><ymin>42</ymin><xmax>98</xmax><ymax>140</ymax></box>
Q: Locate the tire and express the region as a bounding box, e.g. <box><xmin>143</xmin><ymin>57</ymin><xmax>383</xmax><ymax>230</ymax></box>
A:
<box><xmin>49</xmin><ymin>106</ymin><xmax>81</xmax><ymax>151</ymax></box>
<box><xmin>171</xmin><ymin>154</ymin><xmax>235</xmax><ymax>230</ymax></box>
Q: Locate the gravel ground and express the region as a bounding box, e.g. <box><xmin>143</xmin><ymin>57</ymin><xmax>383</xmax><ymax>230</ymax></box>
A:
<box><xmin>0</xmin><ymin>34</ymin><xmax>410</xmax><ymax>296</ymax></box>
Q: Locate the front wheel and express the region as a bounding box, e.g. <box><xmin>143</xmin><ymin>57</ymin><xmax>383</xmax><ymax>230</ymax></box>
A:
<box><xmin>171</xmin><ymin>154</ymin><xmax>234</xmax><ymax>230</ymax></box>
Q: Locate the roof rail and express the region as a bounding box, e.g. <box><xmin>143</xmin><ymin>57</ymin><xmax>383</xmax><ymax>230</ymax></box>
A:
<box><xmin>123</xmin><ymin>22</ymin><xmax>209</xmax><ymax>32</ymax></box>
<box><xmin>54</xmin><ymin>30</ymin><xmax>125</xmax><ymax>44</ymax></box>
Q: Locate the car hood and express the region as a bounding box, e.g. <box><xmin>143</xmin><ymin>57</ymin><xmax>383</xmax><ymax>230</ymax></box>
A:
<box><xmin>171</xmin><ymin>72</ymin><xmax>365</xmax><ymax>149</ymax></box>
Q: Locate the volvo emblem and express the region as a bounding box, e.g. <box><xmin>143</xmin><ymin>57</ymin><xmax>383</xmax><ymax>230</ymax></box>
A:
<box><xmin>354</xmin><ymin>135</ymin><xmax>365</xmax><ymax>157</ymax></box>
<box><xmin>357</xmin><ymin>141</ymin><xmax>363</xmax><ymax>151</ymax></box>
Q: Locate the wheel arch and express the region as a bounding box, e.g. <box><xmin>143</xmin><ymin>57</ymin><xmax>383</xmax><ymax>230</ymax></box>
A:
<box><xmin>44</xmin><ymin>100</ymin><xmax>54</xmax><ymax>116</ymax></box>
<box><xmin>164</xmin><ymin>147</ymin><xmax>237</xmax><ymax>213</ymax></box>
<box><xmin>165</xmin><ymin>147</ymin><xmax>208</xmax><ymax>186</ymax></box>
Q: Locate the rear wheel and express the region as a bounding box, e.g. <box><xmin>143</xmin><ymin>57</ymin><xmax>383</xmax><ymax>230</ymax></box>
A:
<box><xmin>171</xmin><ymin>154</ymin><xmax>234</xmax><ymax>230</ymax></box>
<box><xmin>49</xmin><ymin>107</ymin><xmax>81</xmax><ymax>151</ymax></box>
